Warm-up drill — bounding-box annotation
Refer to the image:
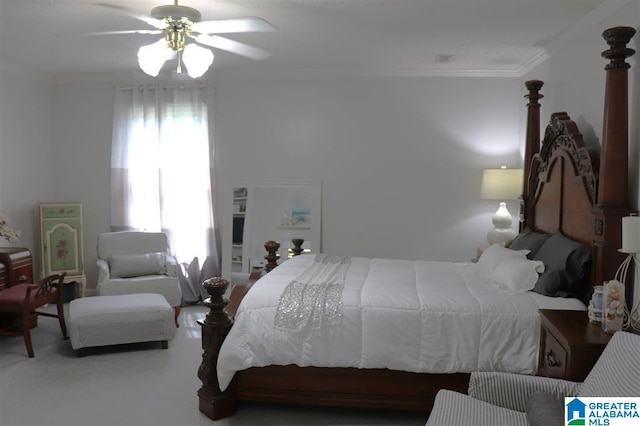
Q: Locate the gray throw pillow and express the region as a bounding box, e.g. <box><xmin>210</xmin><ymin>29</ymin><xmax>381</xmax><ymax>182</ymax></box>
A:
<box><xmin>532</xmin><ymin>231</ymin><xmax>592</xmax><ymax>303</ymax></box>
<box><xmin>109</xmin><ymin>252</ymin><xmax>167</xmax><ymax>278</ymax></box>
<box><xmin>526</xmin><ymin>391</ymin><xmax>564</xmax><ymax>426</ymax></box>
<box><xmin>509</xmin><ymin>227</ymin><xmax>551</xmax><ymax>259</ymax></box>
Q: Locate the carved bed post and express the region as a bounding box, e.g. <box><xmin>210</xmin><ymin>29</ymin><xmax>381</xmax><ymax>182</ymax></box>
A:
<box><xmin>291</xmin><ymin>238</ymin><xmax>305</xmax><ymax>256</ymax></box>
<box><xmin>522</xmin><ymin>80</ymin><xmax>544</xmax><ymax>230</ymax></box>
<box><xmin>264</xmin><ymin>240</ymin><xmax>281</xmax><ymax>272</ymax></box>
<box><xmin>197</xmin><ymin>277</ymin><xmax>237</xmax><ymax>420</ymax></box>
<box><xmin>592</xmin><ymin>26</ymin><xmax>636</xmax><ymax>288</ymax></box>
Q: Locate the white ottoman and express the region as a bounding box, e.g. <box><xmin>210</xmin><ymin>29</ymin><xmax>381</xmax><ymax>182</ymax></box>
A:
<box><xmin>68</xmin><ymin>293</ymin><xmax>176</xmax><ymax>354</ymax></box>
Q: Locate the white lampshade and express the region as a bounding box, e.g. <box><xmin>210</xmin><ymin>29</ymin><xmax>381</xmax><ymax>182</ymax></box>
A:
<box><xmin>480</xmin><ymin>168</ymin><xmax>524</xmax><ymax>201</ymax></box>
<box><xmin>138</xmin><ymin>39</ymin><xmax>174</xmax><ymax>77</ymax></box>
<box><xmin>481</xmin><ymin>168</ymin><xmax>523</xmax><ymax>246</ymax></box>
<box><xmin>621</xmin><ymin>215</ymin><xmax>640</xmax><ymax>254</ymax></box>
<box><xmin>182</xmin><ymin>44</ymin><xmax>214</xmax><ymax>78</ymax></box>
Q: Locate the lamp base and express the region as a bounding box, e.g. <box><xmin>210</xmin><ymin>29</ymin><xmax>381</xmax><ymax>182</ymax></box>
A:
<box><xmin>487</xmin><ymin>202</ymin><xmax>516</xmax><ymax>246</ymax></box>
<box><xmin>487</xmin><ymin>228</ymin><xmax>517</xmax><ymax>246</ymax></box>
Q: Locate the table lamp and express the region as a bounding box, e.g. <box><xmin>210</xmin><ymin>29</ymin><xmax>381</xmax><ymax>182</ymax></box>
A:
<box><xmin>480</xmin><ymin>167</ymin><xmax>523</xmax><ymax>246</ymax></box>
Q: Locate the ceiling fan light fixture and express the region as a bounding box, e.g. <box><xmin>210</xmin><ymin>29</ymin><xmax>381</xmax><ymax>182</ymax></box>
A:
<box><xmin>182</xmin><ymin>44</ymin><xmax>214</xmax><ymax>78</ymax></box>
<box><xmin>94</xmin><ymin>1</ymin><xmax>271</xmax><ymax>77</ymax></box>
<box><xmin>138</xmin><ymin>39</ymin><xmax>174</xmax><ymax>77</ymax></box>
<box><xmin>150</xmin><ymin>5</ymin><xmax>201</xmax><ymax>24</ymax></box>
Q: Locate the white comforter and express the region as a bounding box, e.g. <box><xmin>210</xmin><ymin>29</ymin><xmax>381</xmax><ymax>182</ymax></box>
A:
<box><xmin>217</xmin><ymin>255</ymin><xmax>585</xmax><ymax>391</ymax></box>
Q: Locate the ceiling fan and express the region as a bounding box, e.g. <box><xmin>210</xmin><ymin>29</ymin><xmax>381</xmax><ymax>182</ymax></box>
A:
<box><xmin>95</xmin><ymin>1</ymin><xmax>275</xmax><ymax>78</ymax></box>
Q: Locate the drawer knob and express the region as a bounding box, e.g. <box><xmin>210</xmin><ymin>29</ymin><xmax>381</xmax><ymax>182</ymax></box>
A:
<box><xmin>546</xmin><ymin>349</ymin><xmax>561</xmax><ymax>368</ymax></box>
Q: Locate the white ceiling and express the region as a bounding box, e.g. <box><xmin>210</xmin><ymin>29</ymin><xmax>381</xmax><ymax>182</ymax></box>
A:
<box><xmin>0</xmin><ymin>0</ymin><xmax>624</xmax><ymax>79</ymax></box>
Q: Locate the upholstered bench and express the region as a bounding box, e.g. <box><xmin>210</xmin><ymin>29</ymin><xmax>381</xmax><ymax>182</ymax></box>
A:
<box><xmin>68</xmin><ymin>293</ymin><xmax>176</xmax><ymax>355</ymax></box>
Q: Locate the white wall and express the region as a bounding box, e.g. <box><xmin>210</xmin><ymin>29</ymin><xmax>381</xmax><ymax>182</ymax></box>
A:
<box><xmin>0</xmin><ymin>70</ymin><xmax>115</xmax><ymax>284</ymax></box>
<box><xmin>215</xmin><ymin>75</ymin><xmax>523</xmax><ymax>262</ymax></box>
<box><xmin>0</xmin><ymin>65</ymin><xmax>54</xmax><ymax>274</ymax></box>
<box><xmin>51</xmin><ymin>81</ymin><xmax>115</xmax><ymax>290</ymax></box>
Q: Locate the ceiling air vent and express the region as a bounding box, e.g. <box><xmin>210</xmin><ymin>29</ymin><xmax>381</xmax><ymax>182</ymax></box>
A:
<box><xmin>435</xmin><ymin>54</ymin><xmax>455</xmax><ymax>64</ymax></box>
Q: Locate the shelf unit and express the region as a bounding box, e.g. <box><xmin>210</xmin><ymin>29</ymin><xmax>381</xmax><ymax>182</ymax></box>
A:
<box><xmin>221</xmin><ymin>179</ymin><xmax>322</xmax><ymax>284</ymax></box>
<box><xmin>231</xmin><ymin>189</ymin><xmax>252</xmax><ymax>275</ymax></box>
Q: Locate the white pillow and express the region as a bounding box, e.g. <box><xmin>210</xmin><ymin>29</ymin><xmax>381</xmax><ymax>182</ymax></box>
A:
<box><xmin>476</xmin><ymin>243</ymin><xmax>530</xmax><ymax>281</ymax></box>
<box><xmin>490</xmin><ymin>256</ymin><xmax>545</xmax><ymax>295</ymax></box>
<box><xmin>109</xmin><ymin>252</ymin><xmax>167</xmax><ymax>278</ymax></box>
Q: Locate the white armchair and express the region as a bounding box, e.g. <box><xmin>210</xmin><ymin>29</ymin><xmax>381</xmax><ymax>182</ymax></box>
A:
<box><xmin>96</xmin><ymin>231</ymin><xmax>182</xmax><ymax>327</ymax></box>
<box><xmin>426</xmin><ymin>331</ymin><xmax>640</xmax><ymax>425</ymax></box>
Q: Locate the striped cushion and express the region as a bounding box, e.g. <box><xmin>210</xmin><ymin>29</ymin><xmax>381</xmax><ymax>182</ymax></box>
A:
<box><xmin>469</xmin><ymin>371</ymin><xmax>581</xmax><ymax>412</ymax></box>
<box><xmin>579</xmin><ymin>331</ymin><xmax>640</xmax><ymax>397</ymax></box>
<box><xmin>425</xmin><ymin>390</ymin><xmax>528</xmax><ymax>426</ymax></box>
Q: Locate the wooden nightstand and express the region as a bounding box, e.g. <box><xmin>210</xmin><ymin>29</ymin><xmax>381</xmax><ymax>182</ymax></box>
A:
<box><xmin>538</xmin><ymin>309</ymin><xmax>613</xmax><ymax>382</ymax></box>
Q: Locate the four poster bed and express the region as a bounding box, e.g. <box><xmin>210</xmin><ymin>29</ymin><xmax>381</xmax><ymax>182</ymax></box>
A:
<box><xmin>197</xmin><ymin>26</ymin><xmax>635</xmax><ymax>420</ymax></box>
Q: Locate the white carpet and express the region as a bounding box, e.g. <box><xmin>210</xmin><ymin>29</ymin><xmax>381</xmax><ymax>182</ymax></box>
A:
<box><xmin>1</xmin><ymin>304</ymin><xmax>428</xmax><ymax>426</ymax></box>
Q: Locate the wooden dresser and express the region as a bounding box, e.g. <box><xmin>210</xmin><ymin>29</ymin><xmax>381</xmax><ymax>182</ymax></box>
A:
<box><xmin>0</xmin><ymin>247</ymin><xmax>34</xmax><ymax>289</ymax></box>
<box><xmin>0</xmin><ymin>247</ymin><xmax>35</xmax><ymax>328</ymax></box>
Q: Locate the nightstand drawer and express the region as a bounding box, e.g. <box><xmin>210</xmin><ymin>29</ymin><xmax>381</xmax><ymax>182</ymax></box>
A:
<box><xmin>539</xmin><ymin>327</ymin><xmax>567</xmax><ymax>379</ymax></box>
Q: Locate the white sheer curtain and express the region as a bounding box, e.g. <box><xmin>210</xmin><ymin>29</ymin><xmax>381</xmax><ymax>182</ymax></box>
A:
<box><xmin>111</xmin><ymin>83</ymin><xmax>219</xmax><ymax>303</ymax></box>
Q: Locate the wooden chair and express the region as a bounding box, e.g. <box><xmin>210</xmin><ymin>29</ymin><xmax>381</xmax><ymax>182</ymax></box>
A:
<box><xmin>0</xmin><ymin>272</ymin><xmax>68</xmax><ymax>357</ymax></box>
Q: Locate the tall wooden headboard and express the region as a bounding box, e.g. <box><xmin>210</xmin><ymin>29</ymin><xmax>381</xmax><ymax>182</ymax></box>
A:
<box><xmin>521</xmin><ymin>26</ymin><xmax>636</xmax><ymax>297</ymax></box>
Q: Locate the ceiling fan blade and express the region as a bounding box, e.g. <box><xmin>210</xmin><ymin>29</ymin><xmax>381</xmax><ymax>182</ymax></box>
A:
<box><xmin>83</xmin><ymin>30</ymin><xmax>163</xmax><ymax>36</ymax></box>
<box><xmin>192</xmin><ymin>17</ymin><xmax>275</xmax><ymax>34</ymax></box>
<box><xmin>94</xmin><ymin>3</ymin><xmax>166</xmax><ymax>29</ymax></box>
<box><xmin>193</xmin><ymin>34</ymin><xmax>270</xmax><ymax>60</ymax></box>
